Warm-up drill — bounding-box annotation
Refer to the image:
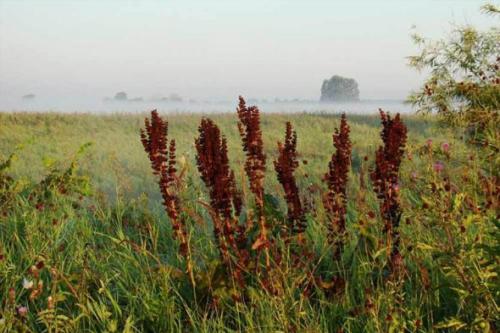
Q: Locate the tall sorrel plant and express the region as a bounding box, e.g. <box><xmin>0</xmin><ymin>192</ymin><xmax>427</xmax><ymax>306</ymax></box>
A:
<box><xmin>195</xmin><ymin>118</ymin><xmax>247</xmax><ymax>290</ymax></box>
<box><xmin>140</xmin><ymin>110</ymin><xmax>195</xmax><ymax>285</ymax></box>
<box><xmin>274</xmin><ymin>122</ymin><xmax>306</xmax><ymax>236</ymax></box>
<box><xmin>324</xmin><ymin>113</ymin><xmax>352</xmax><ymax>256</ymax></box>
<box><xmin>236</xmin><ymin>96</ymin><xmax>271</xmax><ymax>268</ymax></box>
<box><xmin>140</xmin><ymin>100</ymin><xmax>408</xmax><ymax>301</ymax></box>
<box><xmin>370</xmin><ymin>110</ymin><xmax>408</xmax><ymax>269</ymax></box>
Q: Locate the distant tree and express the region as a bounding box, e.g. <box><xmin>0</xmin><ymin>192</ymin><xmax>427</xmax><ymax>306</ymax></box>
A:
<box><xmin>407</xmin><ymin>4</ymin><xmax>499</xmax><ymax>133</ymax></box>
<box><xmin>169</xmin><ymin>93</ymin><xmax>183</xmax><ymax>102</ymax></box>
<box><xmin>129</xmin><ymin>97</ymin><xmax>144</xmax><ymax>102</ymax></box>
<box><xmin>22</xmin><ymin>94</ymin><xmax>36</xmax><ymax>100</ymax></box>
<box><xmin>320</xmin><ymin>75</ymin><xmax>360</xmax><ymax>102</ymax></box>
<box><xmin>114</xmin><ymin>91</ymin><xmax>128</xmax><ymax>101</ymax></box>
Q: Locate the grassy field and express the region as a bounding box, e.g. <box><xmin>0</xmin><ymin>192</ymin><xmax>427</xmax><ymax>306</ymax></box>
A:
<box><xmin>0</xmin><ymin>112</ymin><xmax>441</xmax><ymax>199</ymax></box>
<box><xmin>0</xmin><ymin>111</ymin><xmax>498</xmax><ymax>332</ymax></box>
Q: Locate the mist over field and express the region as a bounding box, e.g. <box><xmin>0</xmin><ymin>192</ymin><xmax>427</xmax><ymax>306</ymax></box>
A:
<box><xmin>0</xmin><ymin>0</ymin><xmax>495</xmax><ymax>113</ymax></box>
<box><xmin>0</xmin><ymin>97</ymin><xmax>412</xmax><ymax>114</ymax></box>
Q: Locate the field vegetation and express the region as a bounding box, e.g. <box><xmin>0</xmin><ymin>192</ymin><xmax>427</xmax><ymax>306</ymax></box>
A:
<box><xmin>0</xmin><ymin>102</ymin><xmax>498</xmax><ymax>332</ymax></box>
<box><xmin>0</xmin><ymin>5</ymin><xmax>498</xmax><ymax>332</ymax></box>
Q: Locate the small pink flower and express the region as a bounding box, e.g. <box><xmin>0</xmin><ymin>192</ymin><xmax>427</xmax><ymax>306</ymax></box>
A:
<box><xmin>441</xmin><ymin>142</ymin><xmax>450</xmax><ymax>153</ymax></box>
<box><xmin>17</xmin><ymin>306</ymin><xmax>28</xmax><ymax>317</ymax></box>
<box><xmin>433</xmin><ymin>161</ymin><xmax>444</xmax><ymax>173</ymax></box>
<box><xmin>411</xmin><ymin>172</ymin><xmax>418</xmax><ymax>180</ymax></box>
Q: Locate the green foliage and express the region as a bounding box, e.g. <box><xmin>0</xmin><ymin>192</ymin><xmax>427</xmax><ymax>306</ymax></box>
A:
<box><xmin>0</xmin><ymin>113</ymin><xmax>497</xmax><ymax>332</ymax></box>
<box><xmin>407</xmin><ymin>4</ymin><xmax>500</xmax><ymax>135</ymax></box>
<box><xmin>320</xmin><ymin>75</ymin><xmax>360</xmax><ymax>102</ymax></box>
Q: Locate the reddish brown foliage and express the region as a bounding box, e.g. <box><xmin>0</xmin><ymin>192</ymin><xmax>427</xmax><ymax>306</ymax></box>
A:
<box><xmin>236</xmin><ymin>96</ymin><xmax>271</xmax><ymax>261</ymax></box>
<box><xmin>140</xmin><ymin>111</ymin><xmax>193</xmax><ymax>281</ymax></box>
<box><xmin>195</xmin><ymin>118</ymin><xmax>247</xmax><ymax>287</ymax></box>
<box><xmin>274</xmin><ymin>122</ymin><xmax>306</xmax><ymax>234</ymax></box>
<box><xmin>370</xmin><ymin>109</ymin><xmax>408</xmax><ymax>263</ymax></box>
<box><xmin>140</xmin><ymin>110</ymin><xmax>186</xmax><ymax>252</ymax></box>
<box><xmin>195</xmin><ymin>118</ymin><xmax>242</xmax><ymax>221</ymax></box>
<box><xmin>141</xmin><ymin>110</ymin><xmax>168</xmax><ymax>176</ymax></box>
<box><xmin>324</xmin><ymin>113</ymin><xmax>352</xmax><ymax>245</ymax></box>
<box><xmin>237</xmin><ymin>96</ymin><xmax>266</xmax><ymax>205</ymax></box>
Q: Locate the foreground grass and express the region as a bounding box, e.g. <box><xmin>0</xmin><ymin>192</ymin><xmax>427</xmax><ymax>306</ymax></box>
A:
<box><xmin>0</xmin><ymin>112</ymin><xmax>498</xmax><ymax>332</ymax></box>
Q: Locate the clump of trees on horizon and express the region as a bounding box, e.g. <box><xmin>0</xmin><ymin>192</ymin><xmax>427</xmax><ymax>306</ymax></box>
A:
<box><xmin>320</xmin><ymin>75</ymin><xmax>360</xmax><ymax>102</ymax></box>
<box><xmin>103</xmin><ymin>92</ymin><xmax>184</xmax><ymax>103</ymax></box>
<box><xmin>21</xmin><ymin>94</ymin><xmax>36</xmax><ymax>101</ymax></box>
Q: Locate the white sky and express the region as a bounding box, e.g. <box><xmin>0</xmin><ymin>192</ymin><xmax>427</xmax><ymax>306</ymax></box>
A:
<box><xmin>0</xmin><ymin>0</ymin><xmax>496</xmax><ymax>106</ymax></box>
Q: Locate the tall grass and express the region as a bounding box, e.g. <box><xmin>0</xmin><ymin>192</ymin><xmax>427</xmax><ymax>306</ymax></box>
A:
<box><xmin>0</xmin><ymin>102</ymin><xmax>498</xmax><ymax>332</ymax></box>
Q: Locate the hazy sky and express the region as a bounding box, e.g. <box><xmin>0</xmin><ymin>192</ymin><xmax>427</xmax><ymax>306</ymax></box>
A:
<box><xmin>0</xmin><ymin>0</ymin><xmax>495</xmax><ymax>105</ymax></box>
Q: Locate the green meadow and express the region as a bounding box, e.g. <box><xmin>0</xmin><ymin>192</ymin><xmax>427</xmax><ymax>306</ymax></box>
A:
<box><xmin>0</xmin><ymin>111</ymin><xmax>497</xmax><ymax>332</ymax></box>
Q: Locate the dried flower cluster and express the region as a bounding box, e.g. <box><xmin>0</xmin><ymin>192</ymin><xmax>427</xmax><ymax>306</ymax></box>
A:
<box><xmin>370</xmin><ymin>110</ymin><xmax>408</xmax><ymax>265</ymax></box>
<box><xmin>195</xmin><ymin>118</ymin><xmax>247</xmax><ymax>287</ymax></box>
<box><xmin>140</xmin><ymin>111</ymin><xmax>195</xmax><ymax>284</ymax></box>
<box><xmin>236</xmin><ymin>96</ymin><xmax>270</xmax><ymax>263</ymax></box>
<box><xmin>237</xmin><ymin>96</ymin><xmax>266</xmax><ymax>206</ymax></box>
<box><xmin>140</xmin><ymin>110</ymin><xmax>188</xmax><ymax>256</ymax></box>
<box><xmin>141</xmin><ymin>99</ymin><xmax>410</xmax><ymax>299</ymax></box>
<box><xmin>324</xmin><ymin>113</ymin><xmax>352</xmax><ymax>247</ymax></box>
<box><xmin>196</xmin><ymin>118</ymin><xmax>242</xmax><ymax>221</ymax></box>
<box><xmin>274</xmin><ymin>122</ymin><xmax>306</xmax><ymax>234</ymax></box>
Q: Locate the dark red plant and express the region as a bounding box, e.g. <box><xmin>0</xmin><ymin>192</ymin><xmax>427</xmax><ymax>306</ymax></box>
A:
<box><xmin>140</xmin><ymin>110</ymin><xmax>194</xmax><ymax>283</ymax></box>
<box><xmin>370</xmin><ymin>109</ymin><xmax>408</xmax><ymax>268</ymax></box>
<box><xmin>274</xmin><ymin>122</ymin><xmax>306</xmax><ymax>235</ymax></box>
<box><xmin>237</xmin><ymin>96</ymin><xmax>266</xmax><ymax>206</ymax></box>
<box><xmin>236</xmin><ymin>96</ymin><xmax>270</xmax><ymax>265</ymax></box>
<box><xmin>195</xmin><ymin>118</ymin><xmax>242</xmax><ymax>222</ymax></box>
<box><xmin>195</xmin><ymin>118</ymin><xmax>247</xmax><ymax>287</ymax></box>
<box><xmin>324</xmin><ymin>113</ymin><xmax>352</xmax><ymax>250</ymax></box>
